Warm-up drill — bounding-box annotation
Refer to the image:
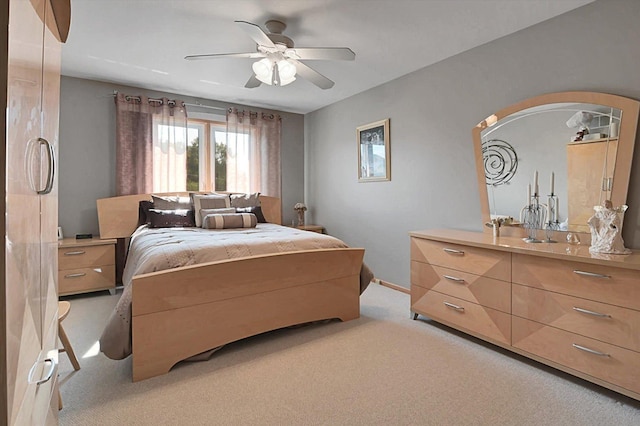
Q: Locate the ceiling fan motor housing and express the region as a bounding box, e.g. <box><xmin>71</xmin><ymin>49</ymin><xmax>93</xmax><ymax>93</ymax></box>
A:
<box><xmin>265</xmin><ymin>20</ymin><xmax>294</xmax><ymax>48</ymax></box>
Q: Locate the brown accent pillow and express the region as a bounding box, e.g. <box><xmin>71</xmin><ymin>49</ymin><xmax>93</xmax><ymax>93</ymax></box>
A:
<box><xmin>148</xmin><ymin>209</ymin><xmax>196</xmax><ymax>228</ymax></box>
<box><xmin>230</xmin><ymin>192</ymin><xmax>261</xmax><ymax>208</ymax></box>
<box><xmin>235</xmin><ymin>206</ymin><xmax>267</xmax><ymax>223</ymax></box>
<box><xmin>152</xmin><ymin>195</ymin><xmax>192</xmax><ymax>210</ymax></box>
<box><xmin>138</xmin><ymin>200</ymin><xmax>154</xmax><ymax>226</ymax></box>
<box><xmin>202</xmin><ymin>213</ymin><xmax>257</xmax><ymax>229</ymax></box>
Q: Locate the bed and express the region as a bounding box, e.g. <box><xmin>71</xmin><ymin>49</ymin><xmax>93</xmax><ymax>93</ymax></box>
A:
<box><xmin>96</xmin><ymin>192</ymin><xmax>372</xmax><ymax>382</ymax></box>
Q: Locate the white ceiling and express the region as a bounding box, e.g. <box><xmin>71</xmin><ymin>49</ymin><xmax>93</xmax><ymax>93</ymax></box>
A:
<box><xmin>61</xmin><ymin>0</ymin><xmax>594</xmax><ymax>114</ymax></box>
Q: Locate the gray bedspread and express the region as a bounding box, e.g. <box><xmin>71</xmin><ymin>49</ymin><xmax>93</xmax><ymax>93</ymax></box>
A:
<box><xmin>99</xmin><ymin>223</ymin><xmax>373</xmax><ymax>360</ymax></box>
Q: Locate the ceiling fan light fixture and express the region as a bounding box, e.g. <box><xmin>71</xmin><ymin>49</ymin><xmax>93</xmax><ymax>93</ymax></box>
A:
<box><xmin>251</xmin><ymin>57</ymin><xmax>296</xmax><ymax>87</ymax></box>
<box><xmin>252</xmin><ymin>58</ymin><xmax>274</xmax><ymax>85</ymax></box>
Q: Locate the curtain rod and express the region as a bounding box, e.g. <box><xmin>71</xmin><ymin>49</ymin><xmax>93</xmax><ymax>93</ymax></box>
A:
<box><xmin>183</xmin><ymin>102</ymin><xmax>227</xmax><ymax>112</ymax></box>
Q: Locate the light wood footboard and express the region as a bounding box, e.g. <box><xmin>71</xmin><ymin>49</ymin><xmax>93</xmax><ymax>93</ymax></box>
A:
<box><xmin>131</xmin><ymin>248</ymin><xmax>364</xmax><ymax>382</ymax></box>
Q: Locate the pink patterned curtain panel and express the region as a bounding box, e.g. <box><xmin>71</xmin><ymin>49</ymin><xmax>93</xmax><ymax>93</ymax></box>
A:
<box><xmin>115</xmin><ymin>93</ymin><xmax>188</xmax><ymax>195</ymax></box>
<box><xmin>226</xmin><ymin>108</ymin><xmax>281</xmax><ymax>198</ymax></box>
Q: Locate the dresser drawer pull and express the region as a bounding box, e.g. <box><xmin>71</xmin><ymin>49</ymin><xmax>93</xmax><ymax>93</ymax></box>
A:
<box><xmin>572</xmin><ymin>343</ymin><xmax>610</xmax><ymax>357</ymax></box>
<box><xmin>443</xmin><ymin>274</ymin><xmax>465</xmax><ymax>283</ymax></box>
<box><xmin>63</xmin><ymin>250</ymin><xmax>86</xmax><ymax>256</ymax></box>
<box><xmin>573</xmin><ymin>270</ymin><xmax>610</xmax><ymax>279</ymax></box>
<box><xmin>64</xmin><ymin>273</ymin><xmax>86</xmax><ymax>278</ymax></box>
<box><xmin>443</xmin><ymin>248</ymin><xmax>464</xmax><ymax>255</ymax></box>
<box><xmin>443</xmin><ymin>301</ymin><xmax>465</xmax><ymax>312</ymax></box>
<box><xmin>572</xmin><ymin>307</ymin><xmax>611</xmax><ymax>318</ymax></box>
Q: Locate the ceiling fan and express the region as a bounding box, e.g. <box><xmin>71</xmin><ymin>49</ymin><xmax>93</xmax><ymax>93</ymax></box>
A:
<box><xmin>185</xmin><ymin>20</ymin><xmax>355</xmax><ymax>90</ymax></box>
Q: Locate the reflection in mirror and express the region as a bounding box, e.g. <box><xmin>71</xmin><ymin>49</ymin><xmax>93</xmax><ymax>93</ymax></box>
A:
<box><xmin>482</xmin><ymin>103</ymin><xmax>620</xmax><ymax>232</ymax></box>
<box><xmin>473</xmin><ymin>92</ymin><xmax>640</xmax><ymax>237</ymax></box>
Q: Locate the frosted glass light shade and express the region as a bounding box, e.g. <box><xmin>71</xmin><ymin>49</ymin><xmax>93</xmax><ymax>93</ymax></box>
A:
<box><xmin>251</xmin><ymin>58</ymin><xmax>296</xmax><ymax>86</ymax></box>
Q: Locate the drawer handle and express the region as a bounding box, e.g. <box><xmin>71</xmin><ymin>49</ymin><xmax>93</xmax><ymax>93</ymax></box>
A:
<box><xmin>443</xmin><ymin>274</ymin><xmax>465</xmax><ymax>283</ymax></box>
<box><xmin>64</xmin><ymin>250</ymin><xmax>86</xmax><ymax>256</ymax></box>
<box><xmin>572</xmin><ymin>307</ymin><xmax>611</xmax><ymax>318</ymax></box>
<box><xmin>64</xmin><ymin>273</ymin><xmax>86</xmax><ymax>278</ymax></box>
<box><xmin>572</xmin><ymin>343</ymin><xmax>610</xmax><ymax>357</ymax></box>
<box><xmin>443</xmin><ymin>248</ymin><xmax>464</xmax><ymax>255</ymax></box>
<box><xmin>444</xmin><ymin>301</ymin><xmax>465</xmax><ymax>312</ymax></box>
<box><xmin>573</xmin><ymin>270</ymin><xmax>610</xmax><ymax>279</ymax></box>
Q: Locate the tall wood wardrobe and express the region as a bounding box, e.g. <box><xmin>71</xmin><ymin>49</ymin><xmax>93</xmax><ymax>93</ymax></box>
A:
<box><xmin>2</xmin><ymin>0</ymin><xmax>69</xmax><ymax>424</ymax></box>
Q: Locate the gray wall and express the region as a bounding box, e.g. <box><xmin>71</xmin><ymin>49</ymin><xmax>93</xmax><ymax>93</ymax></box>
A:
<box><xmin>305</xmin><ymin>0</ymin><xmax>640</xmax><ymax>288</ymax></box>
<box><xmin>58</xmin><ymin>77</ymin><xmax>304</xmax><ymax>237</ymax></box>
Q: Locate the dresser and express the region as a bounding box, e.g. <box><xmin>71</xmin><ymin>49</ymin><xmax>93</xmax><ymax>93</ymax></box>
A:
<box><xmin>410</xmin><ymin>229</ymin><xmax>640</xmax><ymax>401</ymax></box>
<box><xmin>58</xmin><ymin>238</ymin><xmax>117</xmax><ymax>296</ymax></box>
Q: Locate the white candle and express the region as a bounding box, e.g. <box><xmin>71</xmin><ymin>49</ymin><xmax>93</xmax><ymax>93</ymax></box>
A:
<box><xmin>527</xmin><ymin>184</ymin><xmax>531</xmax><ymax>206</ymax></box>
<box><xmin>533</xmin><ymin>170</ymin><xmax>539</xmax><ymax>196</ymax></box>
<box><xmin>550</xmin><ymin>171</ymin><xmax>555</xmax><ymax>195</ymax></box>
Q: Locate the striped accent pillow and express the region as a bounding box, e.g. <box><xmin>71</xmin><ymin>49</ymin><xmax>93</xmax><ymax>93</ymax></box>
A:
<box><xmin>199</xmin><ymin>208</ymin><xmax>235</xmax><ymax>226</ymax></box>
<box><xmin>202</xmin><ymin>213</ymin><xmax>257</xmax><ymax>229</ymax></box>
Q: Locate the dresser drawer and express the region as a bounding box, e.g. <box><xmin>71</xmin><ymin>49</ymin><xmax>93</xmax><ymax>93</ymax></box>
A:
<box><xmin>411</xmin><ymin>261</ymin><xmax>511</xmax><ymax>313</ymax></box>
<box><xmin>513</xmin><ymin>284</ymin><xmax>640</xmax><ymax>352</ymax></box>
<box><xmin>59</xmin><ymin>265</ymin><xmax>116</xmax><ymax>295</ymax></box>
<box><xmin>59</xmin><ymin>244</ymin><xmax>114</xmax><ymax>270</ymax></box>
<box><xmin>411</xmin><ymin>286</ymin><xmax>511</xmax><ymax>345</ymax></box>
<box><xmin>411</xmin><ymin>237</ymin><xmax>510</xmax><ymax>281</ymax></box>
<box><xmin>512</xmin><ymin>253</ymin><xmax>640</xmax><ymax>310</ymax></box>
<box><xmin>512</xmin><ymin>316</ymin><xmax>640</xmax><ymax>394</ymax></box>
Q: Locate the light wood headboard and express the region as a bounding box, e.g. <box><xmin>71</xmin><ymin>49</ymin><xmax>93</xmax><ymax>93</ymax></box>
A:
<box><xmin>96</xmin><ymin>192</ymin><xmax>282</xmax><ymax>239</ymax></box>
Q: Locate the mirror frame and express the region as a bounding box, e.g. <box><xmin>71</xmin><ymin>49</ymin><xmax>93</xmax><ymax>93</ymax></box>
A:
<box><xmin>473</xmin><ymin>91</ymin><xmax>640</xmax><ymax>237</ymax></box>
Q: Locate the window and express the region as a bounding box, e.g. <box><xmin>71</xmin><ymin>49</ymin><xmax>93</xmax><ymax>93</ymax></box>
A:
<box><xmin>185</xmin><ymin>119</ymin><xmax>252</xmax><ymax>193</ymax></box>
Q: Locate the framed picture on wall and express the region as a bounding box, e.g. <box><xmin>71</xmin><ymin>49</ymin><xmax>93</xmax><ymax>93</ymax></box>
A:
<box><xmin>357</xmin><ymin>118</ymin><xmax>390</xmax><ymax>182</ymax></box>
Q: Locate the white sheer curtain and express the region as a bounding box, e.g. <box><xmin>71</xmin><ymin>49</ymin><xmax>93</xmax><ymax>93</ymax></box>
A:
<box><xmin>150</xmin><ymin>99</ymin><xmax>188</xmax><ymax>193</ymax></box>
<box><xmin>115</xmin><ymin>94</ymin><xmax>188</xmax><ymax>195</ymax></box>
<box><xmin>225</xmin><ymin>108</ymin><xmax>281</xmax><ymax>197</ymax></box>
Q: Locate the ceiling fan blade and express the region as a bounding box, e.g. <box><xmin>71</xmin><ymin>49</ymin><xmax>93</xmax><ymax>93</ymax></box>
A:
<box><xmin>290</xmin><ymin>59</ymin><xmax>334</xmax><ymax>90</ymax></box>
<box><xmin>288</xmin><ymin>47</ymin><xmax>355</xmax><ymax>61</ymax></box>
<box><xmin>245</xmin><ymin>74</ymin><xmax>262</xmax><ymax>88</ymax></box>
<box><xmin>185</xmin><ymin>52</ymin><xmax>265</xmax><ymax>61</ymax></box>
<box><xmin>235</xmin><ymin>20</ymin><xmax>276</xmax><ymax>49</ymax></box>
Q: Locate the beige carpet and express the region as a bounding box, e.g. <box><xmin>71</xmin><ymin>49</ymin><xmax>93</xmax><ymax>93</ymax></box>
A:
<box><xmin>58</xmin><ymin>283</ymin><xmax>640</xmax><ymax>425</ymax></box>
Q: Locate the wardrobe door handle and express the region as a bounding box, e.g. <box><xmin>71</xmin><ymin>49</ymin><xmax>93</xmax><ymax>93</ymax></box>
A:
<box><xmin>572</xmin><ymin>343</ymin><xmax>610</xmax><ymax>357</ymax></box>
<box><xmin>444</xmin><ymin>302</ymin><xmax>465</xmax><ymax>312</ymax></box>
<box><xmin>28</xmin><ymin>358</ymin><xmax>56</xmax><ymax>385</ymax></box>
<box><xmin>443</xmin><ymin>275</ymin><xmax>465</xmax><ymax>283</ymax></box>
<box><xmin>64</xmin><ymin>273</ymin><xmax>86</xmax><ymax>278</ymax></box>
<box><xmin>572</xmin><ymin>307</ymin><xmax>611</xmax><ymax>318</ymax></box>
<box><xmin>37</xmin><ymin>137</ymin><xmax>55</xmax><ymax>195</ymax></box>
<box><xmin>573</xmin><ymin>270</ymin><xmax>610</xmax><ymax>279</ymax></box>
<box><xmin>63</xmin><ymin>250</ymin><xmax>86</xmax><ymax>256</ymax></box>
<box><xmin>443</xmin><ymin>248</ymin><xmax>464</xmax><ymax>255</ymax></box>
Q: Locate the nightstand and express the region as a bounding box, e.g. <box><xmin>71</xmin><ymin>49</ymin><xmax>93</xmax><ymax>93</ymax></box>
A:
<box><xmin>296</xmin><ymin>225</ymin><xmax>325</xmax><ymax>234</ymax></box>
<box><xmin>58</xmin><ymin>237</ymin><xmax>117</xmax><ymax>296</ymax></box>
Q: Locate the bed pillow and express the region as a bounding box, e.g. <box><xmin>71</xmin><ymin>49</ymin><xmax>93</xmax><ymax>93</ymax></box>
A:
<box><xmin>202</xmin><ymin>213</ymin><xmax>257</xmax><ymax>229</ymax></box>
<box><xmin>138</xmin><ymin>200</ymin><xmax>154</xmax><ymax>226</ymax></box>
<box><xmin>152</xmin><ymin>195</ymin><xmax>192</xmax><ymax>210</ymax></box>
<box><xmin>192</xmin><ymin>194</ymin><xmax>231</xmax><ymax>227</ymax></box>
<box><xmin>199</xmin><ymin>207</ymin><xmax>235</xmax><ymax>226</ymax></box>
<box><xmin>148</xmin><ymin>209</ymin><xmax>196</xmax><ymax>228</ymax></box>
<box><xmin>230</xmin><ymin>192</ymin><xmax>261</xmax><ymax>208</ymax></box>
<box><xmin>235</xmin><ymin>206</ymin><xmax>267</xmax><ymax>223</ymax></box>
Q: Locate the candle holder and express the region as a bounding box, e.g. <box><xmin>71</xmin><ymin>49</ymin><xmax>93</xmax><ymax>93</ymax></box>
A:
<box><xmin>522</xmin><ymin>194</ymin><xmax>543</xmax><ymax>243</ymax></box>
<box><xmin>544</xmin><ymin>194</ymin><xmax>560</xmax><ymax>242</ymax></box>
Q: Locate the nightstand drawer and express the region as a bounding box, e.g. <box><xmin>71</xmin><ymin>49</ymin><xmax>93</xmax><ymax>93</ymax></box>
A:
<box><xmin>59</xmin><ymin>265</ymin><xmax>116</xmax><ymax>295</ymax></box>
<box><xmin>411</xmin><ymin>237</ymin><xmax>510</xmax><ymax>281</ymax></box>
<box><xmin>59</xmin><ymin>244</ymin><xmax>114</xmax><ymax>270</ymax></box>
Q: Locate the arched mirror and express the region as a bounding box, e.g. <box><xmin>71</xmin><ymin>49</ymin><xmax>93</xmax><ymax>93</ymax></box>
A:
<box><xmin>473</xmin><ymin>92</ymin><xmax>639</xmax><ymax>237</ymax></box>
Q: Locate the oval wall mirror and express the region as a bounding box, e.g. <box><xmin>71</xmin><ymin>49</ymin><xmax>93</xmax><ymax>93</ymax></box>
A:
<box><xmin>473</xmin><ymin>92</ymin><xmax>640</xmax><ymax>236</ymax></box>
